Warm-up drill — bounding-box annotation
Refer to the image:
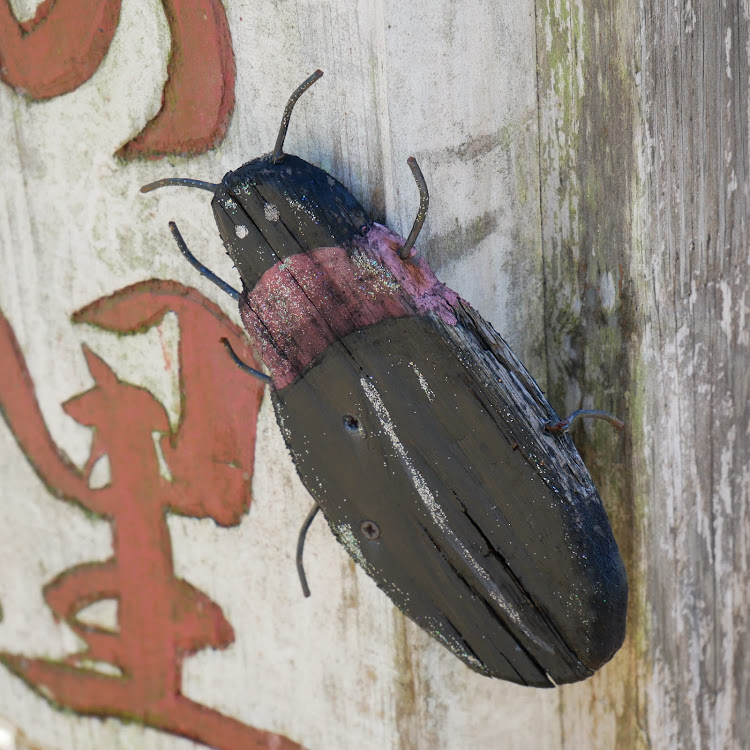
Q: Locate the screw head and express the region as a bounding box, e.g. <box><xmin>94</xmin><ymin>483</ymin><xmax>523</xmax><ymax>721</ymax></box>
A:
<box><xmin>360</xmin><ymin>520</ymin><xmax>381</xmax><ymax>540</ymax></box>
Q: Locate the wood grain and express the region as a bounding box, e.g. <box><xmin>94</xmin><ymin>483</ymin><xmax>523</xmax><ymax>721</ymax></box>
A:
<box><xmin>635</xmin><ymin>2</ymin><xmax>750</xmax><ymax>747</ymax></box>
<box><xmin>537</xmin><ymin>0</ymin><xmax>750</xmax><ymax>747</ymax></box>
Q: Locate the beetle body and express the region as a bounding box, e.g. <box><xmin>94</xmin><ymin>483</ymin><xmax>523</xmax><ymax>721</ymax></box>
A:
<box><xmin>144</xmin><ymin>72</ymin><xmax>627</xmax><ymax>687</ymax></box>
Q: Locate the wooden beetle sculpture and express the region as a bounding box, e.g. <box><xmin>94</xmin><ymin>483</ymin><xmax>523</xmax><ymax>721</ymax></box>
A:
<box><xmin>142</xmin><ymin>71</ymin><xmax>628</xmax><ymax>687</ymax></box>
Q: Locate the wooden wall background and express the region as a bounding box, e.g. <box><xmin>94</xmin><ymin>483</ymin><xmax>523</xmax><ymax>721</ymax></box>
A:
<box><xmin>0</xmin><ymin>0</ymin><xmax>748</xmax><ymax>748</ymax></box>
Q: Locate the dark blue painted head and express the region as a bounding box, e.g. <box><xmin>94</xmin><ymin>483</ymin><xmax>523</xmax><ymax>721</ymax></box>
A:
<box><xmin>142</xmin><ymin>70</ymin><xmax>370</xmax><ymax>291</ymax></box>
<box><xmin>211</xmin><ymin>152</ymin><xmax>370</xmax><ymax>289</ymax></box>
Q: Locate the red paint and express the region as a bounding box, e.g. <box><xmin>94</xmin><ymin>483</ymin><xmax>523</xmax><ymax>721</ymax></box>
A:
<box><xmin>0</xmin><ymin>0</ymin><xmax>235</xmax><ymax>158</ymax></box>
<box><xmin>0</xmin><ymin>0</ymin><xmax>121</xmax><ymax>99</ymax></box>
<box><xmin>0</xmin><ymin>282</ymin><xmax>301</xmax><ymax>750</ymax></box>
<box><xmin>73</xmin><ymin>281</ymin><xmax>260</xmax><ymax>525</ymax></box>
<box><xmin>241</xmin><ymin>223</ymin><xmax>460</xmax><ymax>388</ymax></box>
<box><xmin>116</xmin><ymin>0</ymin><xmax>236</xmax><ymax>159</ymax></box>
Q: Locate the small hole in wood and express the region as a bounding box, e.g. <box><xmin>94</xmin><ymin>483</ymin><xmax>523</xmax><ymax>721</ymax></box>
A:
<box><xmin>343</xmin><ymin>414</ymin><xmax>360</xmax><ymax>432</ymax></box>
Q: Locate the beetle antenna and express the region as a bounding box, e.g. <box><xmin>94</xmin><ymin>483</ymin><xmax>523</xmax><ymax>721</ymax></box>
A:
<box><xmin>399</xmin><ymin>157</ymin><xmax>429</xmax><ymax>259</ymax></box>
<box><xmin>168</xmin><ymin>222</ymin><xmax>241</xmax><ymax>301</ymax></box>
<box><xmin>272</xmin><ymin>70</ymin><xmax>324</xmax><ymax>162</ymax></box>
<box><xmin>141</xmin><ymin>178</ymin><xmax>220</xmax><ymax>193</ymax></box>
<box><xmin>296</xmin><ymin>502</ymin><xmax>321</xmax><ymax>597</ymax></box>
<box><xmin>544</xmin><ymin>409</ymin><xmax>625</xmax><ymax>434</ymax></box>
<box><xmin>220</xmin><ymin>338</ymin><xmax>271</xmax><ymax>383</ymax></box>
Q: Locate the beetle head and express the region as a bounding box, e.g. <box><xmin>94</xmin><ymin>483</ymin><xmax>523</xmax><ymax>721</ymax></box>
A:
<box><xmin>142</xmin><ymin>71</ymin><xmax>371</xmax><ymax>290</ymax></box>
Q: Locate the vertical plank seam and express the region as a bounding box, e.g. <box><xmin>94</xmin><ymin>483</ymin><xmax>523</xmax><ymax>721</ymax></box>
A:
<box><xmin>372</xmin><ymin>0</ymin><xmax>397</xmax><ymax>230</ymax></box>
<box><xmin>532</xmin><ymin>0</ymin><xmax>552</xmax><ymax>403</ymax></box>
<box><xmin>709</xmin><ymin>6</ymin><xmax>721</xmax><ymax>744</ymax></box>
<box><xmin>681</xmin><ymin>2</ymin><xmax>695</xmax><ymax>742</ymax></box>
<box><xmin>530</xmin><ymin>2</ymin><xmax>564</xmax><ymax>748</ymax></box>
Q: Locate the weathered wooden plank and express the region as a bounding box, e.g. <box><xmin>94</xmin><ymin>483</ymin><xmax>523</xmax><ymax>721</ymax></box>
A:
<box><xmin>534</xmin><ymin>0</ymin><xmax>644</xmax><ymax>746</ymax></box>
<box><xmin>634</xmin><ymin>2</ymin><xmax>750</xmax><ymax>747</ymax></box>
<box><xmin>536</xmin><ymin>0</ymin><xmax>750</xmax><ymax>747</ymax></box>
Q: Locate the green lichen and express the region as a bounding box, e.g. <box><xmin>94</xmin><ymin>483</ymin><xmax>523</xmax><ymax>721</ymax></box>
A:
<box><xmin>536</xmin><ymin>0</ymin><xmax>647</xmax><ymax>746</ymax></box>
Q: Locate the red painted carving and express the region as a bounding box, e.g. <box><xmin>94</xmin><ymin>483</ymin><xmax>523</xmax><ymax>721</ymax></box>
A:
<box><xmin>0</xmin><ymin>281</ymin><xmax>302</xmax><ymax>750</ymax></box>
<box><xmin>0</xmin><ymin>0</ymin><xmax>121</xmax><ymax>99</ymax></box>
<box><xmin>116</xmin><ymin>0</ymin><xmax>236</xmax><ymax>159</ymax></box>
<box><xmin>0</xmin><ymin>0</ymin><xmax>235</xmax><ymax>158</ymax></box>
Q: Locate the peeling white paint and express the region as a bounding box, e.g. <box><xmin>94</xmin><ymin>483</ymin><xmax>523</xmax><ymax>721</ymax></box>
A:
<box><xmin>725</xmin><ymin>27</ymin><xmax>733</xmax><ymax>79</ymax></box>
<box><xmin>599</xmin><ymin>271</ymin><xmax>617</xmax><ymax>312</ymax></box>
<box><xmin>263</xmin><ymin>203</ymin><xmax>280</xmax><ymax>223</ymax></box>
<box><xmin>683</xmin><ymin>0</ymin><xmax>696</xmax><ymax>34</ymax></box>
<box><xmin>409</xmin><ymin>362</ymin><xmax>435</xmax><ymax>402</ymax></box>
<box><xmin>727</xmin><ymin>168</ymin><xmax>737</xmax><ymax>196</ymax></box>
<box><xmin>719</xmin><ymin>281</ymin><xmax>734</xmax><ymax>341</ymax></box>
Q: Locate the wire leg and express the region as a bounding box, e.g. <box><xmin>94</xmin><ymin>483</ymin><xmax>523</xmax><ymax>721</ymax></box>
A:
<box><xmin>220</xmin><ymin>338</ymin><xmax>271</xmax><ymax>383</ymax></box>
<box><xmin>400</xmin><ymin>157</ymin><xmax>429</xmax><ymax>259</ymax></box>
<box><xmin>141</xmin><ymin>178</ymin><xmax>219</xmax><ymax>193</ymax></box>
<box><xmin>544</xmin><ymin>409</ymin><xmax>625</xmax><ymax>434</ymax></box>
<box><xmin>168</xmin><ymin>222</ymin><xmax>240</xmax><ymax>301</ymax></box>
<box><xmin>296</xmin><ymin>503</ymin><xmax>321</xmax><ymax>598</ymax></box>
<box><xmin>272</xmin><ymin>70</ymin><xmax>324</xmax><ymax>160</ymax></box>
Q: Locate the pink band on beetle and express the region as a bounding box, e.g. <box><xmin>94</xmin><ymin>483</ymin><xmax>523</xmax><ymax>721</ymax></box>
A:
<box><xmin>239</xmin><ymin>223</ymin><xmax>460</xmax><ymax>389</ymax></box>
